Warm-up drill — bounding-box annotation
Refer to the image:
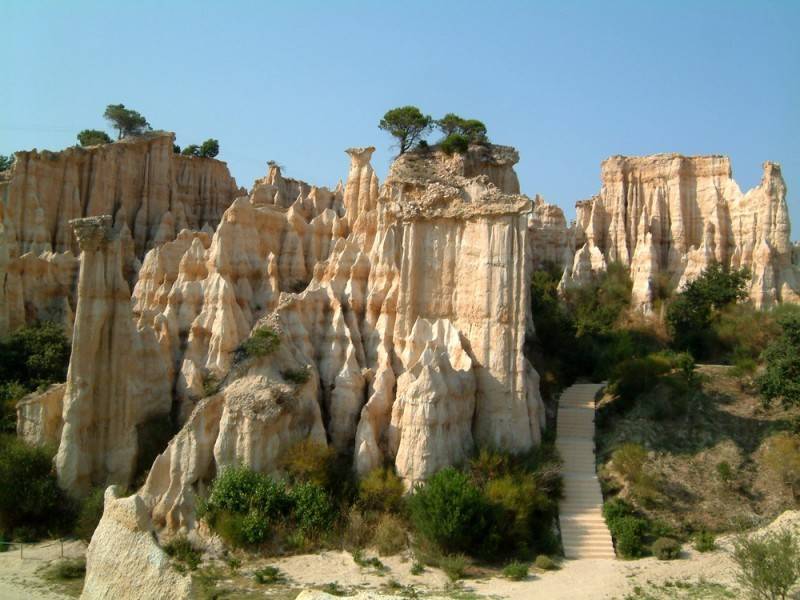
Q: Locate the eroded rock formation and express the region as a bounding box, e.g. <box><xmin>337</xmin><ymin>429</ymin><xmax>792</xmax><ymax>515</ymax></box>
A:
<box><xmin>0</xmin><ymin>133</ymin><xmax>242</xmax><ymax>336</ymax></box>
<box><xmin>3</xmin><ymin>131</ymin><xmax>796</xmax><ymax>599</ymax></box>
<box><xmin>560</xmin><ymin>155</ymin><xmax>800</xmax><ymax>311</ymax></box>
<box><xmin>55</xmin><ymin>216</ymin><xmax>172</xmax><ymax>495</ymax></box>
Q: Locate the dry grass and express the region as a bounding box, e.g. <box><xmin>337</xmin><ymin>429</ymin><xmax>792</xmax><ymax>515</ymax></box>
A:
<box><xmin>598</xmin><ymin>365</ymin><xmax>800</xmax><ymax>536</ymax></box>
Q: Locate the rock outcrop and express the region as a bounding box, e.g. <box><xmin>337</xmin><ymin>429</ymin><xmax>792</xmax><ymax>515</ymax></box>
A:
<box><xmin>56</xmin><ymin>143</ymin><xmax>542</xmax><ymax>539</ymax></box>
<box><xmin>1</xmin><ymin>132</ymin><xmax>241</xmax><ymax>257</ymax></box>
<box><xmin>55</xmin><ymin>216</ymin><xmax>172</xmax><ymax>495</ymax></box>
<box><xmin>81</xmin><ymin>486</ymin><xmax>194</xmax><ymax>600</ymax></box>
<box><xmin>15</xmin><ymin>382</ymin><xmax>66</xmax><ymax>447</ymax></box>
<box><xmin>6</xmin><ymin>132</ymin><xmax>795</xmax><ymax>599</ymax></box>
<box><xmin>0</xmin><ymin>133</ymin><xmax>242</xmax><ymax>335</ymax></box>
<box><xmin>560</xmin><ymin>155</ymin><xmax>800</xmax><ymax>311</ymax></box>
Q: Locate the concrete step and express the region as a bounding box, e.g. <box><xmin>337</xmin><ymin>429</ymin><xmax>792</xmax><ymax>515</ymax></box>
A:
<box><xmin>557</xmin><ymin>382</ymin><xmax>615</xmax><ymax>560</ymax></box>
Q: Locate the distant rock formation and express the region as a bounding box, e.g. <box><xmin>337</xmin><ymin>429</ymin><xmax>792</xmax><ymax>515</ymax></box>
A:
<box><xmin>0</xmin><ymin>133</ymin><xmax>242</xmax><ymax>336</ymax></box>
<box><xmin>560</xmin><ymin>155</ymin><xmax>800</xmax><ymax>311</ymax></box>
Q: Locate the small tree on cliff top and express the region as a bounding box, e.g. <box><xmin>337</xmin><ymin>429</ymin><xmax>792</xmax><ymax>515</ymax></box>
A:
<box><xmin>77</xmin><ymin>129</ymin><xmax>112</xmax><ymax>147</ymax></box>
<box><xmin>378</xmin><ymin>106</ymin><xmax>433</xmax><ymax>154</ymax></box>
<box><xmin>103</xmin><ymin>104</ymin><xmax>151</xmax><ymax>139</ymax></box>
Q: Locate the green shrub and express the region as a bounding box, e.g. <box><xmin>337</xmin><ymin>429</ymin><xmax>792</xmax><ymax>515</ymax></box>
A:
<box><xmin>163</xmin><ymin>536</ymin><xmax>201</xmax><ymax>571</ymax></box>
<box><xmin>0</xmin><ymin>381</ymin><xmax>27</xmax><ymax>434</ymax></box>
<box><xmin>280</xmin><ymin>439</ymin><xmax>335</xmax><ymax>489</ymax></box>
<box><xmin>502</xmin><ymin>560</ymin><xmax>529</xmax><ymax>580</ymax></box>
<box><xmin>205</xmin><ymin>466</ymin><xmax>292</xmax><ymax>547</ymax></box>
<box><xmin>351</xmin><ymin>549</ymin><xmax>387</xmax><ymax>572</ymax></box>
<box><xmin>408</xmin><ymin>468</ymin><xmax>489</xmax><ymax>554</ymax></box>
<box><xmin>74</xmin><ymin>488</ymin><xmax>104</xmax><ymax>541</ymax></box>
<box><xmin>666</xmin><ymin>263</ymin><xmax>750</xmax><ymax>359</ymax></box>
<box><xmin>609</xmin><ymin>354</ymin><xmax>673</xmax><ymax>413</ymax></box>
<box><xmin>0</xmin><ymin>321</ymin><xmax>71</xmax><ymax>391</ymax></box>
<box><xmin>77</xmin><ymin>129</ymin><xmax>112</xmax><ymax>147</ymax></box>
<box><xmin>440</xmin><ymin>133</ymin><xmax>469</xmax><ymax>155</ymax></box>
<box><xmin>372</xmin><ymin>513</ymin><xmax>406</xmax><ymax>556</ymax></box>
<box><xmin>694</xmin><ymin>531</ymin><xmax>716</xmax><ymax>553</ymax></box>
<box><xmin>241</xmin><ymin>327</ymin><xmax>280</xmax><ymax>358</ymax></box>
<box><xmin>716</xmin><ymin>461</ymin><xmax>734</xmax><ymax>486</ymax></box>
<box><xmin>41</xmin><ymin>558</ymin><xmax>86</xmax><ymax>581</ymax></box>
<box><xmin>201</xmin><ymin>372</ymin><xmax>219</xmax><ymax>397</ymax></box>
<box><xmin>282</xmin><ymin>366</ymin><xmax>311</xmax><ymax>385</ymax></box>
<box><xmin>0</xmin><ymin>436</ymin><xmax>73</xmax><ymax>538</ymax></box>
<box><xmin>358</xmin><ymin>467</ymin><xmax>404</xmax><ymax>513</ymax></box>
<box><xmin>534</xmin><ymin>554</ymin><xmax>557</xmax><ymax>570</ymax></box>
<box><xmin>253</xmin><ymin>565</ymin><xmax>285</xmax><ymax>584</ymax></box>
<box><xmin>483</xmin><ymin>473</ymin><xmax>547</xmax><ymax>556</ymax></box>
<box><xmin>613</xmin><ymin>515</ymin><xmax>648</xmax><ymax>559</ymax></box>
<box><xmin>652</xmin><ymin>537</ymin><xmax>681</xmax><ymax>560</ymax></box>
<box><xmin>321</xmin><ymin>581</ymin><xmax>348</xmax><ymax>596</ymax></box>
<box><xmin>611</xmin><ymin>443</ymin><xmax>648</xmax><ymax>482</ymax></box>
<box><xmin>758</xmin><ymin>309</ymin><xmax>800</xmax><ymax>408</ymax></box>
<box><xmin>291</xmin><ymin>482</ymin><xmax>334</xmax><ymax>535</ymax></box>
<box><xmin>438</xmin><ymin>553</ymin><xmax>468</xmax><ymax>581</ymax></box>
<box><xmin>603</xmin><ymin>500</ymin><xmax>648</xmax><ymax>559</ymax></box>
<box><xmin>732</xmin><ymin>529</ymin><xmax>800</xmax><ymax>600</ymax></box>
<box><xmin>410</xmin><ymin>561</ymin><xmax>425</xmax><ymax>575</ymax></box>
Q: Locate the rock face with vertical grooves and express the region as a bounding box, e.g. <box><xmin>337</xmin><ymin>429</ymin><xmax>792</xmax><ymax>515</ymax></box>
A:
<box><xmin>560</xmin><ymin>155</ymin><xmax>800</xmax><ymax>311</ymax></box>
<box><xmin>556</xmin><ymin>383</ymin><xmax>616</xmax><ymax>560</ymax></box>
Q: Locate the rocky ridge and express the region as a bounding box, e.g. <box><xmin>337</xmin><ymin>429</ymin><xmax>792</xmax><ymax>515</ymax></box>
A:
<box><xmin>0</xmin><ymin>134</ymin><xmax>797</xmax><ymax>599</ymax></box>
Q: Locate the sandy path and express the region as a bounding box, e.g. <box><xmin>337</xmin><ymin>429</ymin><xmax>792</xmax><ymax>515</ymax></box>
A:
<box><xmin>266</xmin><ymin>544</ymin><xmax>739</xmax><ymax>599</ymax></box>
<box><xmin>0</xmin><ymin>540</ymin><xmax>86</xmax><ymax>600</ymax></box>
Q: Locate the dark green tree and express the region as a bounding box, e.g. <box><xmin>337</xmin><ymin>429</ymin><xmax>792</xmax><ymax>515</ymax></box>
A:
<box><xmin>103</xmin><ymin>104</ymin><xmax>151</xmax><ymax>139</ymax></box>
<box><xmin>0</xmin><ymin>437</ymin><xmax>73</xmax><ymax>538</ymax></box>
<box><xmin>461</xmin><ymin>119</ymin><xmax>487</xmax><ymax>142</ymax></box>
<box><xmin>76</xmin><ymin>129</ymin><xmax>112</xmax><ymax>147</ymax></box>
<box><xmin>757</xmin><ymin>309</ymin><xmax>800</xmax><ymax>407</ymax></box>
<box><xmin>200</xmin><ymin>138</ymin><xmax>219</xmax><ymax>158</ymax></box>
<box><xmin>0</xmin><ymin>155</ymin><xmax>14</xmax><ymax>171</ymax></box>
<box><xmin>378</xmin><ymin>106</ymin><xmax>433</xmax><ymax>154</ymax></box>
<box><xmin>181</xmin><ymin>144</ymin><xmax>200</xmax><ymax>157</ymax></box>
<box><xmin>173</xmin><ymin>144</ymin><xmax>181</xmax><ymax>154</ymax></box>
<box><xmin>666</xmin><ymin>263</ymin><xmax>750</xmax><ymax>358</ymax></box>
<box><xmin>436</xmin><ymin>113</ymin><xmax>467</xmax><ymax>137</ymax></box>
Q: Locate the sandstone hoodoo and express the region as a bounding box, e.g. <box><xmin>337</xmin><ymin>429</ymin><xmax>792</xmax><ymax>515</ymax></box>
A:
<box><xmin>561</xmin><ymin>154</ymin><xmax>800</xmax><ymax>312</ymax></box>
<box><xmin>2</xmin><ymin>128</ymin><xmax>798</xmax><ymax>599</ymax></box>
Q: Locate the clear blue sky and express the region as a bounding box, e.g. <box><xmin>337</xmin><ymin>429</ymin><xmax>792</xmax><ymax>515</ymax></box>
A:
<box><xmin>4</xmin><ymin>1</ymin><xmax>799</xmax><ymax>236</ymax></box>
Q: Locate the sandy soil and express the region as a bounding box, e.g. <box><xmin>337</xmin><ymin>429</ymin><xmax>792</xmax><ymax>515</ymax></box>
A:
<box><xmin>263</xmin><ymin>545</ymin><xmax>737</xmax><ymax>599</ymax></box>
<box><xmin>0</xmin><ymin>539</ymin><xmax>86</xmax><ymax>600</ymax></box>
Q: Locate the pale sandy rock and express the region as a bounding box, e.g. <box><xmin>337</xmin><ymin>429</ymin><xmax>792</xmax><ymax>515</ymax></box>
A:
<box><xmin>15</xmin><ymin>383</ymin><xmax>65</xmax><ymax>447</ymax></box>
<box><xmin>563</xmin><ymin>155</ymin><xmax>800</xmax><ymax>310</ymax></box>
<box><xmin>389</xmin><ymin>318</ymin><xmax>476</xmax><ymax>486</ymax></box>
<box><xmin>56</xmin><ymin>216</ymin><xmax>172</xmax><ymax>496</ymax></box>
<box><xmin>81</xmin><ymin>486</ymin><xmax>194</xmax><ymax>600</ymax></box>
<box><xmin>1</xmin><ymin>133</ymin><xmax>240</xmax><ymax>258</ymax></box>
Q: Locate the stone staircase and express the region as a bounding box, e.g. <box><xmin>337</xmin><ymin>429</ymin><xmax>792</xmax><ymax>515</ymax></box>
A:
<box><xmin>556</xmin><ymin>383</ymin><xmax>616</xmax><ymax>560</ymax></box>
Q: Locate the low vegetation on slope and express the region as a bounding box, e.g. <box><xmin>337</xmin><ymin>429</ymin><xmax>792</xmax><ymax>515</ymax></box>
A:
<box><xmin>529</xmin><ymin>261</ymin><xmax>800</xmax><ymax>561</ymax></box>
<box><xmin>191</xmin><ymin>440</ymin><xmax>563</xmax><ymax>578</ymax></box>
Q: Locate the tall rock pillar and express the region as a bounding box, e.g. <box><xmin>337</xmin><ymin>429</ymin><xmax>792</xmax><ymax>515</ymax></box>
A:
<box><xmin>56</xmin><ymin>216</ymin><xmax>138</xmax><ymax>496</ymax></box>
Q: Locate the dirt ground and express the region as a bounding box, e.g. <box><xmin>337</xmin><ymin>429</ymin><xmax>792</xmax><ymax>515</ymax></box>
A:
<box><xmin>5</xmin><ymin>512</ymin><xmax>798</xmax><ymax>599</ymax></box>
<box><xmin>0</xmin><ymin>539</ymin><xmax>86</xmax><ymax>599</ymax></box>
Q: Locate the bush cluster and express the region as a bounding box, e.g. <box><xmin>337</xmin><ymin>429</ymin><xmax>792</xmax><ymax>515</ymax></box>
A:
<box><xmin>757</xmin><ymin>308</ymin><xmax>800</xmax><ymax>408</ymax></box>
<box><xmin>204</xmin><ymin>439</ymin><xmax>344</xmax><ymax>549</ymax></box>
<box><xmin>666</xmin><ymin>263</ymin><xmax>750</xmax><ymax>360</ymax></box>
<box><xmin>241</xmin><ymin>326</ymin><xmax>281</xmax><ymax>358</ymax></box>
<box><xmin>409</xmin><ymin>446</ymin><xmax>561</xmax><ymax>561</ymax></box>
<box><xmin>0</xmin><ymin>321</ymin><xmax>71</xmax><ymax>434</ymax></box>
<box><xmin>602</xmin><ymin>499</ymin><xmax>650</xmax><ymax>559</ymax></box>
<box><xmin>0</xmin><ymin>436</ymin><xmax>73</xmax><ymax>540</ymax></box>
<box><xmin>651</xmin><ymin>537</ymin><xmax>681</xmax><ymax>560</ymax></box>
<box><xmin>732</xmin><ymin>529</ymin><xmax>800</xmax><ymax>600</ymax></box>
